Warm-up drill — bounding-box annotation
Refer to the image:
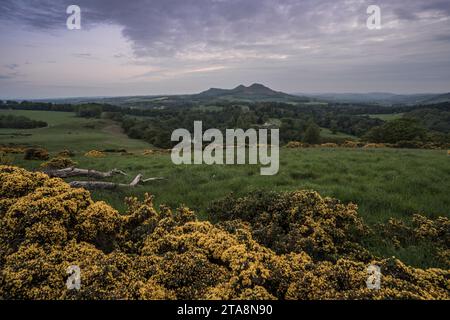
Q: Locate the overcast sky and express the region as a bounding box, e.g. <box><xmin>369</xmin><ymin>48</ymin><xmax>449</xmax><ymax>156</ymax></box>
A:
<box><xmin>1</xmin><ymin>0</ymin><xmax>449</xmax><ymax>99</ymax></box>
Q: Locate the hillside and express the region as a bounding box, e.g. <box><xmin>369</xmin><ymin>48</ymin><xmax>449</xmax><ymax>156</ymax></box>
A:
<box><xmin>195</xmin><ymin>83</ymin><xmax>307</xmax><ymax>102</ymax></box>
<box><xmin>33</xmin><ymin>84</ymin><xmax>309</xmax><ymax>106</ymax></box>
<box><xmin>421</xmin><ymin>93</ymin><xmax>450</xmax><ymax>105</ymax></box>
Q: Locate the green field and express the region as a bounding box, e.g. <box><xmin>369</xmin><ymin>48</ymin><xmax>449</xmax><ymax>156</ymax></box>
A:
<box><xmin>367</xmin><ymin>113</ymin><xmax>404</xmax><ymax>121</ymax></box>
<box><xmin>0</xmin><ymin>109</ymin><xmax>151</xmax><ymax>152</ymax></box>
<box><xmin>2</xmin><ymin>109</ymin><xmax>450</xmax><ymax>267</ymax></box>
<box><xmin>320</xmin><ymin>127</ymin><xmax>356</xmax><ymax>140</ymax></box>
<box><xmin>10</xmin><ymin>147</ymin><xmax>449</xmax><ymax>224</ymax></box>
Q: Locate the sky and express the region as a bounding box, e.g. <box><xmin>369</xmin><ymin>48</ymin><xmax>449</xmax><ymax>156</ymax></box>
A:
<box><xmin>0</xmin><ymin>0</ymin><xmax>450</xmax><ymax>99</ymax></box>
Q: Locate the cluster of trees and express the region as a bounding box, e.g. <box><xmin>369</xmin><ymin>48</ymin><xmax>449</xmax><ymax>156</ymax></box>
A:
<box><xmin>363</xmin><ymin>118</ymin><xmax>427</xmax><ymax>144</ymax></box>
<box><xmin>119</xmin><ymin>103</ymin><xmax>384</xmax><ymax>148</ymax></box>
<box><xmin>404</xmin><ymin>108</ymin><xmax>450</xmax><ymax>134</ymax></box>
<box><xmin>0</xmin><ymin>114</ymin><xmax>47</xmax><ymax>129</ymax></box>
<box><xmin>76</xmin><ymin>105</ymin><xmax>103</xmax><ymax>118</ymax></box>
<box><xmin>364</xmin><ymin>113</ymin><xmax>450</xmax><ymax>146</ymax></box>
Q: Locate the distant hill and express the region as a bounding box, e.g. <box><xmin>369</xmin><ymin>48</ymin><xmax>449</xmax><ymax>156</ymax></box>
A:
<box><xmin>297</xmin><ymin>92</ymin><xmax>449</xmax><ymax>106</ymax></box>
<box><xmin>33</xmin><ymin>84</ymin><xmax>309</xmax><ymax>106</ymax></box>
<box><xmin>195</xmin><ymin>83</ymin><xmax>309</xmax><ymax>102</ymax></box>
<box><xmin>420</xmin><ymin>93</ymin><xmax>450</xmax><ymax>105</ymax></box>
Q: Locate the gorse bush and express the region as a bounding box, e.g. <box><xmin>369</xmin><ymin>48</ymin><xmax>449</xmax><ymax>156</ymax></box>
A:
<box><xmin>23</xmin><ymin>147</ymin><xmax>49</xmax><ymax>160</ymax></box>
<box><xmin>0</xmin><ymin>166</ymin><xmax>448</xmax><ymax>300</ymax></box>
<box><xmin>208</xmin><ymin>190</ymin><xmax>372</xmax><ymax>262</ymax></box>
<box><xmin>84</xmin><ymin>150</ymin><xmax>106</xmax><ymax>158</ymax></box>
<box><xmin>58</xmin><ymin>149</ymin><xmax>76</xmax><ymax>157</ymax></box>
<box><xmin>377</xmin><ymin>215</ymin><xmax>449</xmax><ymax>268</ymax></box>
<box><xmin>40</xmin><ymin>157</ymin><xmax>77</xmax><ymax>170</ymax></box>
<box><xmin>0</xmin><ymin>146</ymin><xmax>25</xmax><ymax>154</ymax></box>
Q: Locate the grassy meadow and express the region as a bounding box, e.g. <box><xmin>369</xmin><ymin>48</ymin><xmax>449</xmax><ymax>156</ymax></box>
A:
<box><xmin>0</xmin><ymin>109</ymin><xmax>151</xmax><ymax>152</ymax></box>
<box><xmin>2</xmin><ymin>109</ymin><xmax>450</xmax><ymax>267</ymax></box>
<box><xmin>368</xmin><ymin>113</ymin><xmax>405</xmax><ymax>121</ymax></box>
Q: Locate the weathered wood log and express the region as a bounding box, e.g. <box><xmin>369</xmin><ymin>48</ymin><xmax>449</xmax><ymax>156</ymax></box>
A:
<box><xmin>68</xmin><ymin>174</ymin><xmax>165</xmax><ymax>190</ymax></box>
<box><xmin>44</xmin><ymin>167</ymin><xmax>128</xmax><ymax>179</ymax></box>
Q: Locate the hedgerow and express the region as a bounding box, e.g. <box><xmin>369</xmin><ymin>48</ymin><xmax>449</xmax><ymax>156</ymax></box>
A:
<box><xmin>0</xmin><ymin>166</ymin><xmax>448</xmax><ymax>300</ymax></box>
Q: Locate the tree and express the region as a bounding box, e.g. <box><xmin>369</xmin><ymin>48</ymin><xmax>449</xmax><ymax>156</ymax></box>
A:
<box><xmin>76</xmin><ymin>104</ymin><xmax>102</xmax><ymax>118</ymax></box>
<box><xmin>364</xmin><ymin>118</ymin><xmax>427</xmax><ymax>143</ymax></box>
<box><xmin>303</xmin><ymin>122</ymin><xmax>321</xmax><ymax>144</ymax></box>
<box><xmin>330</xmin><ymin>120</ymin><xmax>338</xmax><ymax>135</ymax></box>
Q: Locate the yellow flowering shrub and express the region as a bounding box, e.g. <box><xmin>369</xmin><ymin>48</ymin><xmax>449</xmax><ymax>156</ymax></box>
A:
<box><xmin>363</xmin><ymin>143</ymin><xmax>386</xmax><ymax>149</ymax></box>
<box><xmin>320</xmin><ymin>143</ymin><xmax>338</xmax><ymax>148</ymax></box>
<box><xmin>0</xmin><ymin>146</ymin><xmax>25</xmax><ymax>154</ymax></box>
<box><xmin>58</xmin><ymin>149</ymin><xmax>75</xmax><ymax>157</ymax></box>
<box><xmin>208</xmin><ymin>190</ymin><xmax>372</xmax><ymax>262</ymax></box>
<box><xmin>342</xmin><ymin>140</ymin><xmax>360</xmax><ymax>148</ymax></box>
<box><xmin>0</xmin><ymin>165</ymin><xmax>448</xmax><ymax>300</ymax></box>
<box><xmin>84</xmin><ymin>150</ymin><xmax>105</xmax><ymax>158</ymax></box>
<box><xmin>377</xmin><ymin>215</ymin><xmax>450</xmax><ymax>268</ymax></box>
<box><xmin>40</xmin><ymin>156</ymin><xmax>77</xmax><ymax>169</ymax></box>
<box><xmin>142</xmin><ymin>149</ymin><xmax>171</xmax><ymax>156</ymax></box>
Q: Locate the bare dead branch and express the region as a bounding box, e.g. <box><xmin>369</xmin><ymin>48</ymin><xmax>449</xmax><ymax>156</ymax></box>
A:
<box><xmin>68</xmin><ymin>174</ymin><xmax>165</xmax><ymax>190</ymax></box>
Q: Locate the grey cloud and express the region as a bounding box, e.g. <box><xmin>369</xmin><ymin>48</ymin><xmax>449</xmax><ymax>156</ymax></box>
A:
<box><xmin>0</xmin><ymin>0</ymin><xmax>449</xmax><ymax>95</ymax></box>
<box><xmin>2</xmin><ymin>0</ymin><xmax>445</xmax><ymax>57</ymax></box>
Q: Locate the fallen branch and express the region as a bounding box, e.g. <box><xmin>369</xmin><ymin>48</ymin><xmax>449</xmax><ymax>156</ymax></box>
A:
<box><xmin>44</xmin><ymin>167</ymin><xmax>128</xmax><ymax>179</ymax></box>
<box><xmin>69</xmin><ymin>174</ymin><xmax>165</xmax><ymax>190</ymax></box>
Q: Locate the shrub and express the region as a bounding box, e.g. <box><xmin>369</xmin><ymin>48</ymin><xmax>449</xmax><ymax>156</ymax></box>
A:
<box><xmin>0</xmin><ymin>165</ymin><xmax>448</xmax><ymax>300</ymax></box>
<box><xmin>24</xmin><ymin>147</ymin><xmax>49</xmax><ymax>160</ymax></box>
<box><xmin>362</xmin><ymin>143</ymin><xmax>386</xmax><ymax>149</ymax></box>
<box><xmin>40</xmin><ymin>157</ymin><xmax>77</xmax><ymax>170</ymax></box>
<box><xmin>84</xmin><ymin>150</ymin><xmax>105</xmax><ymax>158</ymax></box>
<box><xmin>208</xmin><ymin>190</ymin><xmax>372</xmax><ymax>262</ymax></box>
<box><xmin>303</xmin><ymin>123</ymin><xmax>321</xmax><ymax>145</ymax></box>
<box><xmin>58</xmin><ymin>149</ymin><xmax>75</xmax><ymax>157</ymax></box>
<box><xmin>342</xmin><ymin>140</ymin><xmax>360</xmax><ymax>148</ymax></box>
<box><xmin>377</xmin><ymin>215</ymin><xmax>450</xmax><ymax>268</ymax></box>
<box><xmin>320</xmin><ymin>143</ymin><xmax>338</xmax><ymax>148</ymax></box>
<box><xmin>0</xmin><ymin>146</ymin><xmax>25</xmax><ymax>154</ymax></box>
